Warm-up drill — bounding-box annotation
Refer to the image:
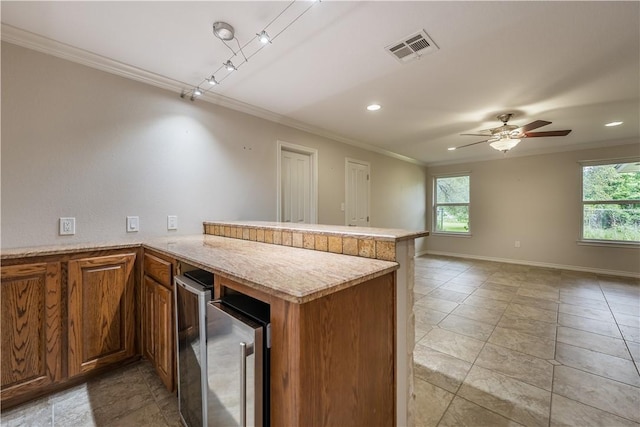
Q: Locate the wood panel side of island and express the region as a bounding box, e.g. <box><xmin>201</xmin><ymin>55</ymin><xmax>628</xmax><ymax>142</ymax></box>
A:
<box><xmin>218</xmin><ymin>272</ymin><xmax>396</xmax><ymax>426</ymax></box>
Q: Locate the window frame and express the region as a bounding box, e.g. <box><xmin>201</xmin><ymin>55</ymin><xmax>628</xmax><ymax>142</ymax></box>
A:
<box><xmin>579</xmin><ymin>158</ymin><xmax>640</xmax><ymax>246</ymax></box>
<box><xmin>432</xmin><ymin>172</ymin><xmax>471</xmax><ymax>236</ymax></box>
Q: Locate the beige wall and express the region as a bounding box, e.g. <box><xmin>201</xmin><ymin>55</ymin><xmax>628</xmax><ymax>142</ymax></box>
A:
<box><xmin>1</xmin><ymin>42</ymin><xmax>428</xmax><ymax>249</ymax></box>
<box><xmin>426</xmin><ymin>144</ymin><xmax>640</xmax><ymax>275</ymax></box>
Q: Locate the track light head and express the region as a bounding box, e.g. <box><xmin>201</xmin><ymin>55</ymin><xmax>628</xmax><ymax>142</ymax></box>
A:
<box><xmin>257</xmin><ymin>30</ymin><xmax>271</xmax><ymax>44</ymax></box>
<box><xmin>224</xmin><ymin>60</ymin><xmax>237</xmax><ymax>71</ymax></box>
<box><xmin>208</xmin><ymin>75</ymin><xmax>219</xmax><ymax>85</ymax></box>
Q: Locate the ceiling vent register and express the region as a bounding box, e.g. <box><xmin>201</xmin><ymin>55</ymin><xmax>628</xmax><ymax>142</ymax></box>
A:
<box><xmin>385</xmin><ymin>30</ymin><xmax>439</xmax><ymax>63</ymax></box>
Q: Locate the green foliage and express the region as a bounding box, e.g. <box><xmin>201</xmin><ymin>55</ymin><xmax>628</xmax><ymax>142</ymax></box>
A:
<box><xmin>582</xmin><ymin>162</ymin><xmax>640</xmax><ymax>242</ymax></box>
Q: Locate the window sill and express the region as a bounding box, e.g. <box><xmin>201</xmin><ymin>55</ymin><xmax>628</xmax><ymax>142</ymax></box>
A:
<box><xmin>432</xmin><ymin>232</ymin><xmax>472</xmax><ymax>238</ymax></box>
<box><xmin>577</xmin><ymin>239</ymin><xmax>640</xmax><ymax>249</ymax></box>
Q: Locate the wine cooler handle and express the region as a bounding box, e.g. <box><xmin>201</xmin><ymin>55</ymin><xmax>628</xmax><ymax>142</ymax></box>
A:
<box><xmin>240</xmin><ymin>342</ymin><xmax>247</xmax><ymax>427</ymax></box>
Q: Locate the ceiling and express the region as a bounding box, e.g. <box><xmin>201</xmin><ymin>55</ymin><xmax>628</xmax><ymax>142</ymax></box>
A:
<box><xmin>2</xmin><ymin>1</ymin><xmax>639</xmax><ymax>165</ymax></box>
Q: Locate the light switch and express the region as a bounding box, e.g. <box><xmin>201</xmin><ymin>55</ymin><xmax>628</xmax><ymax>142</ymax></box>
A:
<box><xmin>167</xmin><ymin>215</ymin><xmax>178</xmax><ymax>230</ymax></box>
<box><xmin>126</xmin><ymin>216</ymin><xmax>139</xmax><ymax>233</ymax></box>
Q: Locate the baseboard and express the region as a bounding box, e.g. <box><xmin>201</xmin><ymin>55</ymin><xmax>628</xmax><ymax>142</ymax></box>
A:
<box><xmin>415</xmin><ymin>249</ymin><xmax>640</xmax><ymax>279</ymax></box>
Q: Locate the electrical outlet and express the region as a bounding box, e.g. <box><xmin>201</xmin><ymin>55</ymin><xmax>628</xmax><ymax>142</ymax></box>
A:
<box><xmin>167</xmin><ymin>215</ymin><xmax>178</xmax><ymax>230</ymax></box>
<box><xmin>126</xmin><ymin>216</ymin><xmax>139</xmax><ymax>233</ymax></box>
<box><xmin>515</xmin><ymin>240</ymin><xmax>521</xmax><ymax>248</ymax></box>
<box><xmin>59</xmin><ymin>217</ymin><xmax>76</xmax><ymax>235</ymax></box>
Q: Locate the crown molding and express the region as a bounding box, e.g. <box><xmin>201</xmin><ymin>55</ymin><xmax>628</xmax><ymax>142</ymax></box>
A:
<box><xmin>1</xmin><ymin>24</ymin><xmax>425</xmax><ymax>167</ymax></box>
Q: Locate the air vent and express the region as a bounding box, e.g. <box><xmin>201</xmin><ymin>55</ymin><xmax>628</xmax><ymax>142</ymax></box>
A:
<box><xmin>385</xmin><ymin>30</ymin><xmax>439</xmax><ymax>63</ymax></box>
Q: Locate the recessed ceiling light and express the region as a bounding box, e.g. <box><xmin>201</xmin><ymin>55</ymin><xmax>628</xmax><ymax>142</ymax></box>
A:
<box><xmin>448</xmin><ymin>147</ymin><xmax>456</xmax><ymax>151</ymax></box>
<box><xmin>605</xmin><ymin>121</ymin><xmax>623</xmax><ymax>127</ymax></box>
<box><xmin>367</xmin><ymin>104</ymin><xmax>381</xmax><ymax>111</ymax></box>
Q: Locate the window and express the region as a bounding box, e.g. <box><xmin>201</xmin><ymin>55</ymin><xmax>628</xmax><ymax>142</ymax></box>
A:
<box><xmin>581</xmin><ymin>160</ymin><xmax>640</xmax><ymax>243</ymax></box>
<box><xmin>433</xmin><ymin>174</ymin><xmax>470</xmax><ymax>234</ymax></box>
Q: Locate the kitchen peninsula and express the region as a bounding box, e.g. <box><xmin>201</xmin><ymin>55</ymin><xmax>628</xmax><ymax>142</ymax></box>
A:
<box><xmin>1</xmin><ymin>221</ymin><xmax>428</xmax><ymax>426</ymax></box>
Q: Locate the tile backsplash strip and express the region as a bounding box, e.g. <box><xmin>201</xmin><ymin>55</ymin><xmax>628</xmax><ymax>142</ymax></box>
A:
<box><xmin>204</xmin><ymin>223</ymin><xmax>396</xmax><ymax>262</ymax></box>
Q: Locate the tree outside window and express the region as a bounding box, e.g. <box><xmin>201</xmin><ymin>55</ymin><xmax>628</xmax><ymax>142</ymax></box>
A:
<box><xmin>582</xmin><ymin>161</ymin><xmax>640</xmax><ymax>243</ymax></box>
<box><xmin>434</xmin><ymin>174</ymin><xmax>470</xmax><ymax>234</ymax></box>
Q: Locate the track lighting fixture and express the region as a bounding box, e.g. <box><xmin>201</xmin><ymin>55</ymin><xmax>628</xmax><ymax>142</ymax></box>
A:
<box><xmin>224</xmin><ymin>60</ymin><xmax>236</xmax><ymax>72</ymax></box>
<box><xmin>257</xmin><ymin>30</ymin><xmax>271</xmax><ymax>44</ymax></box>
<box><xmin>181</xmin><ymin>0</ymin><xmax>321</xmax><ymax>101</ymax></box>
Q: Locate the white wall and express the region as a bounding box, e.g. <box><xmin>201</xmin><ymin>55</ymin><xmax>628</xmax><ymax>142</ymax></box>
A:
<box><xmin>426</xmin><ymin>144</ymin><xmax>640</xmax><ymax>275</ymax></box>
<box><xmin>1</xmin><ymin>42</ymin><xmax>428</xmax><ymax>250</ymax></box>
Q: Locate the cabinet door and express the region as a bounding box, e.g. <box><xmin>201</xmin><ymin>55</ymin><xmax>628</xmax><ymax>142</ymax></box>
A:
<box><xmin>1</xmin><ymin>262</ymin><xmax>62</xmax><ymax>402</ymax></box>
<box><xmin>154</xmin><ymin>280</ymin><xmax>174</xmax><ymax>391</ymax></box>
<box><xmin>142</xmin><ymin>276</ymin><xmax>156</xmax><ymax>362</ymax></box>
<box><xmin>67</xmin><ymin>253</ymin><xmax>136</xmax><ymax>377</ymax></box>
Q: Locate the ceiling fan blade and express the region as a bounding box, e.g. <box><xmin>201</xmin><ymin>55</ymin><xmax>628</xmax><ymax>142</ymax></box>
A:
<box><xmin>524</xmin><ymin>130</ymin><xmax>572</xmax><ymax>137</ymax></box>
<box><xmin>454</xmin><ymin>139</ymin><xmax>490</xmax><ymax>149</ymax></box>
<box><xmin>518</xmin><ymin>120</ymin><xmax>551</xmax><ymax>133</ymax></box>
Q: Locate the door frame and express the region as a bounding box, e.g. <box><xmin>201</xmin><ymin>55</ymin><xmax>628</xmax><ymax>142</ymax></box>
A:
<box><xmin>345</xmin><ymin>158</ymin><xmax>371</xmax><ymax>226</ymax></box>
<box><xmin>277</xmin><ymin>140</ymin><xmax>318</xmax><ymax>223</ymax></box>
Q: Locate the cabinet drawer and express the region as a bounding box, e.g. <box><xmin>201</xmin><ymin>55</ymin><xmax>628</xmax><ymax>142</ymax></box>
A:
<box><xmin>144</xmin><ymin>253</ymin><xmax>172</xmax><ymax>287</ymax></box>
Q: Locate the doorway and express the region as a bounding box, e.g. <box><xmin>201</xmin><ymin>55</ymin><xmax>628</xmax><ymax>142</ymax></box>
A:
<box><xmin>345</xmin><ymin>158</ymin><xmax>370</xmax><ymax>226</ymax></box>
<box><xmin>277</xmin><ymin>141</ymin><xmax>318</xmax><ymax>223</ymax></box>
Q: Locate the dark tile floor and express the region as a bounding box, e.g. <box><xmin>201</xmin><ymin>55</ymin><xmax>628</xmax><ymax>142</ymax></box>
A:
<box><xmin>2</xmin><ymin>255</ymin><xmax>639</xmax><ymax>426</ymax></box>
<box><xmin>412</xmin><ymin>255</ymin><xmax>640</xmax><ymax>427</ymax></box>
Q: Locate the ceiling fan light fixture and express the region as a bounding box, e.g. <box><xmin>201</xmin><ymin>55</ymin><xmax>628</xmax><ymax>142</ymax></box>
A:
<box><xmin>605</xmin><ymin>121</ymin><xmax>623</xmax><ymax>127</ymax></box>
<box><xmin>489</xmin><ymin>136</ymin><xmax>520</xmax><ymax>152</ymax></box>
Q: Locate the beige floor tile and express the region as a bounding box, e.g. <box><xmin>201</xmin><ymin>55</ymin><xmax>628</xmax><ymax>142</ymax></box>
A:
<box><xmin>428</xmin><ymin>288</ymin><xmax>470</xmax><ymax>303</ymax></box>
<box><xmin>451</xmin><ymin>303</ymin><xmax>505</xmax><ymax>325</ymax></box>
<box><xmin>553</xmin><ymin>365</ymin><xmax>640</xmax><ymax>423</ymax></box>
<box><xmin>557</xmin><ymin>312</ymin><xmax>623</xmax><ymax>339</ymax></box>
<box><xmin>415</xmin><ymin>305</ymin><xmax>449</xmax><ymax>330</ymax></box>
<box><xmin>472</xmin><ymin>288</ymin><xmax>515</xmax><ymax>302</ymax></box>
<box><xmin>438</xmin><ymin>314</ymin><xmax>496</xmax><ymax>341</ymax></box>
<box><xmin>0</xmin><ymin>397</ymin><xmax>51</xmax><ymax>427</ymax></box>
<box><xmin>614</xmin><ymin>312</ymin><xmax>640</xmax><ymax>328</ymax></box>
<box><xmin>462</xmin><ymin>295</ymin><xmax>510</xmax><ymax>312</ymax></box>
<box><xmin>516</xmin><ymin>287</ymin><xmax>560</xmax><ymax>302</ymax></box>
<box><xmin>458</xmin><ymin>365</ymin><xmax>551</xmax><ymax>427</ymax></box>
<box><xmin>439</xmin><ymin>281</ymin><xmax>480</xmax><ymax>294</ymax></box>
<box><xmin>488</xmin><ymin>327</ymin><xmax>556</xmax><ymax>359</ymax></box>
<box><xmin>620</xmin><ymin>324</ymin><xmax>640</xmax><ymax>343</ymax></box>
<box><xmin>108</xmin><ymin>401</ymin><xmax>169</xmax><ymax>427</ymax></box>
<box><xmin>557</xmin><ymin>326</ymin><xmax>631</xmax><ymax>360</ymax></box>
<box><xmin>511</xmin><ymin>294</ymin><xmax>559</xmax><ymax>312</ymax></box>
<box><xmin>475</xmin><ymin>343</ymin><xmax>554</xmax><ymax>391</ymax></box>
<box><xmin>439</xmin><ymin>396</ymin><xmax>524</xmax><ymax>427</ymax></box>
<box><xmin>497</xmin><ymin>313</ymin><xmax>557</xmax><ymax>340</ymax></box>
<box><xmin>555</xmin><ymin>342</ymin><xmax>640</xmax><ymax>387</ymax></box>
<box><xmin>559</xmin><ymin>303</ymin><xmax>616</xmax><ymax>323</ymax></box>
<box><xmin>419</xmin><ymin>327</ymin><xmax>485</xmax><ymax>363</ymax></box>
<box><xmin>414</xmin><ymin>343</ymin><xmax>472</xmax><ymax>393</ymax></box>
<box><xmin>559</xmin><ymin>288</ymin><xmax>605</xmax><ymax>301</ymax></box>
<box><xmin>610</xmin><ymin>302</ymin><xmax>640</xmax><ymax>317</ymax></box>
<box><xmin>414</xmin><ymin>296</ymin><xmax>459</xmax><ymax>314</ymax></box>
<box><xmin>504</xmin><ymin>303</ymin><xmax>557</xmax><ymax>324</ymax></box>
<box><xmin>481</xmin><ymin>282</ymin><xmax>520</xmax><ymax>294</ymax></box>
<box><xmin>413</xmin><ymin>378</ymin><xmax>455</xmax><ymax>427</ymax></box>
<box><xmin>604</xmin><ymin>292</ymin><xmax>640</xmax><ymax>307</ymax></box>
<box><xmin>559</xmin><ymin>294</ymin><xmax>610</xmax><ymax>311</ymax></box>
<box><xmin>486</xmin><ymin>271</ymin><xmax>527</xmax><ymax>286</ymax></box>
<box><xmin>550</xmin><ymin>393</ymin><xmax>640</xmax><ymax>427</ymax></box>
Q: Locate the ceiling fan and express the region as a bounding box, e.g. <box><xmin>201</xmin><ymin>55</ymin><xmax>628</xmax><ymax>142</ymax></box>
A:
<box><xmin>450</xmin><ymin>113</ymin><xmax>572</xmax><ymax>153</ymax></box>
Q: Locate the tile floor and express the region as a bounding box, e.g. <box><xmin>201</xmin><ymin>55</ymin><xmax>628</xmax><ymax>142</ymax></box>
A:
<box><xmin>0</xmin><ymin>360</ymin><xmax>181</xmax><ymax>427</ymax></box>
<box><xmin>2</xmin><ymin>255</ymin><xmax>639</xmax><ymax>426</ymax></box>
<box><xmin>413</xmin><ymin>255</ymin><xmax>640</xmax><ymax>427</ymax></box>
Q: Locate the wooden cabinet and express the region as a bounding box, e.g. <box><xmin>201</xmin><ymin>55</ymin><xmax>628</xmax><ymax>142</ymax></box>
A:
<box><xmin>67</xmin><ymin>253</ymin><xmax>136</xmax><ymax>377</ymax></box>
<box><xmin>141</xmin><ymin>252</ymin><xmax>175</xmax><ymax>391</ymax></box>
<box><xmin>216</xmin><ymin>272</ymin><xmax>396</xmax><ymax>427</ymax></box>
<box><xmin>1</xmin><ymin>262</ymin><xmax>62</xmax><ymax>403</ymax></box>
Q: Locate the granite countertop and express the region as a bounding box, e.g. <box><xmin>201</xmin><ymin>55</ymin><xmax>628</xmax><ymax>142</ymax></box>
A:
<box><xmin>145</xmin><ymin>235</ymin><xmax>398</xmax><ymax>303</ymax></box>
<box><xmin>204</xmin><ymin>220</ymin><xmax>429</xmax><ymax>241</ymax></box>
<box><xmin>0</xmin><ymin>241</ymin><xmax>143</xmax><ymax>260</ymax></box>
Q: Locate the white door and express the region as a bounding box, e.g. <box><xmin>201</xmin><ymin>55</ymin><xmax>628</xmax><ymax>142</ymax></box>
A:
<box><xmin>345</xmin><ymin>159</ymin><xmax>370</xmax><ymax>226</ymax></box>
<box><xmin>281</xmin><ymin>150</ymin><xmax>311</xmax><ymax>223</ymax></box>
